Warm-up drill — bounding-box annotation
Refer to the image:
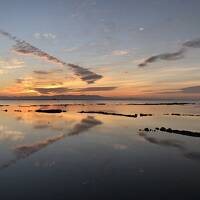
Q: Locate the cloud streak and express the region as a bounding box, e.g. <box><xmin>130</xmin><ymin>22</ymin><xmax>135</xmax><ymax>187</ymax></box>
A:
<box><xmin>33</xmin><ymin>69</ymin><xmax>63</xmax><ymax>75</ymax></box>
<box><xmin>183</xmin><ymin>38</ymin><xmax>200</xmax><ymax>48</ymax></box>
<box><xmin>34</xmin><ymin>32</ymin><xmax>56</xmax><ymax>40</ymax></box>
<box><xmin>181</xmin><ymin>86</ymin><xmax>200</xmax><ymax>94</ymax></box>
<box><xmin>33</xmin><ymin>86</ymin><xmax>117</xmax><ymax>94</ymax></box>
<box><xmin>138</xmin><ymin>48</ymin><xmax>186</xmax><ymax>67</ymax></box>
<box><xmin>77</xmin><ymin>86</ymin><xmax>117</xmax><ymax>92</ymax></box>
<box><xmin>138</xmin><ymin>37</ymin><xmax>200</xmax><ymax>67</ymax></box>
<box><xmin>0</xmin><ymin>30</ymin><xmax>102</xmax><ymax>84</ymax></box>
<box><xmin>33</xmin><ymin>87</ymin><xmax>72</xmax><ymax>94</ymax></box>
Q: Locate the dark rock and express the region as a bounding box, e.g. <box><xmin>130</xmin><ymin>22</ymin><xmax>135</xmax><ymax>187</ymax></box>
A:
<box><xmin>166</xmin><ymin>128</ymin><xmax>173</xmax><ymax>133</ymax></box>
<box><xmin>160</xmin><ymin>127</ymin><xmax>166</xmax><ymax>131</ymax></box>
<box><xmin>35</xmin><ymin>109</ymin><xmax>65</xmax><ymax>113</ymax></box>
<box><xmin>140</xmin><ymin>113</ymin><xmax>153</xmax><ymax>117</ymax></box>
<box><xmin>139</xmin><ymin>126</ymin><xmax>200</xmax><ymax>137</ymax></box>
<box><xmin>79</xmin><ymin>111</ymin><xmax>138</xmax><ymax>118</ymax></box>
<box><xmin>171</xmin><ymin>113</ymin><xmax>181</xmax><ymax>116</ymax></box>
<box><xmin>14</xmin><ymin>110</ymin><xmax>22</xmax><ymax>112</ymax></box>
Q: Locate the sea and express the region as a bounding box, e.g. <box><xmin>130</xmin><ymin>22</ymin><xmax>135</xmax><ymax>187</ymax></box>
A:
<box><xmin>0</xmin><ymin>99</ymin><xmax>199</xmax><ymax>199</ymax></box>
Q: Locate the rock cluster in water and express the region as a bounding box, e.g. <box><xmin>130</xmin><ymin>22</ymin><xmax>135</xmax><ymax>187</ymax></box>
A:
<box><xmin>140</xmin><ymin>127</ymin><xmax>200</xmax><ymax>137</ymax></box>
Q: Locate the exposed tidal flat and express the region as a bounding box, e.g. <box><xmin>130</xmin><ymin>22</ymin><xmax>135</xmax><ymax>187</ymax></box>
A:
<box><xmin>0</xmin><ymin>100</ymin><xmax>200</xmax><ymax>199</ymax></box>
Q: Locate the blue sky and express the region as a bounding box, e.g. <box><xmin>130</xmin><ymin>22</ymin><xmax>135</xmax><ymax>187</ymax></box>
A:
<box><xmin>0</xmin><ymin>0</ymin><xmax>200</xmax><ymax>98</ymax></box>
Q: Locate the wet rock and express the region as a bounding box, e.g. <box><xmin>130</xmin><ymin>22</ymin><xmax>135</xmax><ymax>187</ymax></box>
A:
<box><xmin>171</xmin><ymin>113</ymin><xmax>181</xmax><ymax>116</ymax></box>
<box><xmin>164</xmin><ymin>113</ymin><xmax>200</xmax><ymax>117</ymax></box>
<box><xmin>142</xmin><ymin>127</ymin><xmax>200</xmax><ymax>137</ymax></box>
<box><xmin>79</xmin><ymin>111</ymin><xmax>138</xmax><ymax>118</ymax></box>
<box><xmin>35</xmin><ymin>109</ymin><xmax>65</xmax><ymax>113</ymax></box>
<box><xmin>160</xmin><ymin>127</ymin><xmax>166</xmax><ymax>131</ymax></box>
<box><xmin>166</xmin><ymin>128</ymin><xmax>173</xmax><ymax>133</ymax></box>
<box><xmin>140</xmin><ymin>113</ymin><xmax>153</xmax><ymax>117</ymax></box>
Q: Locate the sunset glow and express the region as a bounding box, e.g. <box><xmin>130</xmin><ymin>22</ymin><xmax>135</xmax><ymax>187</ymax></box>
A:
<box><xmin>0</xmin><ymin>0</ymin><xmax>200</xmax><ymax>99</ymax></box>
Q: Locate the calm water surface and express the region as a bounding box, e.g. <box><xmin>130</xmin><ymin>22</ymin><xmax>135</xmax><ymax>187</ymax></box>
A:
<box><xmin>0</xmin><ymin>100</ymin><xmax>200</xmax><ymax>199</ymax></box>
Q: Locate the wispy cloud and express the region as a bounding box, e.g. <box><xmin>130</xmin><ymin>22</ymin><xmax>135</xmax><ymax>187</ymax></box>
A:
<box><xmin>112</xmin><ymin>50</ymin><xmax>129</xmax><ymax>56</ymax></box>
<box><xmin>138</xmin><ymin>37</ymin><xmax>200</xmax><ymax>67</ymax></box>
<box><xmin>33</xmin><ymin>69</ymin><xmax>63</xmax><ymax>75</ymax></box>
<box><xmin>67</xmin><ymin>64</ymin><xmax>102</xmax><ymax>84</ymax></box>
<box><xmin>138</xmin><ymin>48</ymin><xmax>186</xmax><ymax>67</ymax></box>
<box><xmin>34</xmin><ymin>32</ymin><xmax>56</xmax><ymax>40</ymax></box>
<box><xmin>0</xmin><ymin>58</ymin><xmax>25</xmax><ymax>70</ymax></box>
<box><xmin>64</xmin><ymin>46</ymin><xmax>80</xmax><ymax>53</ymax></box>
<box><xmin>15</xmin><ymin>77</ymin><xmax>32</xmax><ymax>84</ymax></box>
<box><xmin>183</xmin><ymin>38</ymin><xmax>200</xmax><ymax>48</ymax></box>
<box><xmin>32</xmin><ymin>86</ymin><xmax>117</xmax><ymax>94</ymax></box>
<box><xmin>77</xmin><ymin>86</ymin><xmax>117</xmax><ymax>92</ymax></box>
<box><xmin>33</xmin><ymin>87</ymin><xmax>71</xmax><ymax>94</ymax></box>
<box><xmin>0</xmin><ymin>29</ymin><xmax>102</xmax><ymax>84</ymax></box>
<box><xmin>181</xmin><ymin>86</ymin><xmax>200</xmax><ymax>94</ymax></box>
<box><xmin>157</xmin><ymin>85</ymin><xmax>200</xmax><ymax>95</ymax></box>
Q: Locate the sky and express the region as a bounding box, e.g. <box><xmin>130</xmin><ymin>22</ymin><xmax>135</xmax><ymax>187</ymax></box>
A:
<box><xmin>0</xmin><ymin>0</ymin><xmax>200</xmax><ymax>99</ymax></box>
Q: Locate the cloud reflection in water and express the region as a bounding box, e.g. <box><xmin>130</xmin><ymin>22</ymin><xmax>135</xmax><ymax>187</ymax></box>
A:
<box><xmin>139</xmin><ymin>131</ymin><xmax>200</xmax><ymax>162</ymax></box>
<box><xmin>0</xmin><ymin>116</ymin><xmax>102</xmax><ymax>170</ymax></box>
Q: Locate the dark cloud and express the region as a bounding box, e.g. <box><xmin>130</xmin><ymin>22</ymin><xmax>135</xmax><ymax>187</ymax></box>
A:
<box><xmin>16</xmin><ymin>78</ymin><xmax>24</xmax><ymax>84</ymax></box>
<box><xmin>33</xmin><ymin>86</ymin><xmax>117</xmax><ymax>94</ymax></box>
<box><xmin>156</xmin><ymin>85</ymin><xmax>200</xmax><ymax>96</ymax></box>
<box><xmin>138</xmin><ymin>48</ymin><xmax>185</xmax><ymax>67</ymax></box>
<box><xmin>183</xmin><ymin>38</ymin><xmax>200</xmax><ymax>48</ymax></box>
<box><xmin>33</xmin><ymin>70</ymin><xmax>51</xmax><ymax>75</ymax></box>
<box><xmin>68</xmin><ymin>64</ymin><xmax>103</xmax><ymax>84</ymax></box>
<box><xmin>33</xmin><ymin>69</ymin><xmax>63</xmax><ymax>75</ymax></box>
<box><xmin>0</xmin><ymin>30</ymin><xmax>102</xmax><ymax>84</ymax></box>
<box><xmin>78</xmin><ymin>86</ymin><xmax>117</xmax><ymax>92</ymax></box>
<box><xmin>0</xmin><ymin>30</ymin><xmax>20</xmax><ymax>42</ymax></box>
<box><xmin>181</xmin><ymin>86</ymin><xmax>200</xmax><ymax>94</ymax></box>
<box><xmin>34</xmin><ymin>81</ymin><xmax>64</xmax><ymax>86</ymax></box>
<box><xmin>0</xmin><ymin>116</ymin><xmax>102</xmax><ymax>170</ymax></box>
<box><xmin>33</xmin><ymin>87</ymin><xmax>71</xmax><ymax>94</ymax></box>
<box><xmin>138</xmin><ymin>37</ymin><xmax>200</xmax><ymax>67</ymax></box>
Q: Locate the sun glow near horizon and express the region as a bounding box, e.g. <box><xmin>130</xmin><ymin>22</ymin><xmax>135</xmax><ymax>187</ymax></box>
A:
<box><xmin>0</xmin><ymin>0</ymin><xmax>200</xmax><ymax>99</ymax></box>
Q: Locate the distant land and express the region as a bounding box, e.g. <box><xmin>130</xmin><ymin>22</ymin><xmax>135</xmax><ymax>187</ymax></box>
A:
<box><xmin>0</xmin><ymin>95</ymin><xmax>199</xmax><ymax>101</ymax></box>
<box><xmin>0</xmin><ymin>95</ymin><xmax>109</xmax><ymax>100</ymax></box>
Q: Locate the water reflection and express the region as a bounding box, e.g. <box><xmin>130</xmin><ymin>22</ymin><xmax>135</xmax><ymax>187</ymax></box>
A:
<box><xmin>184</xmin><ymin>152</ymin><xmax>200</xmax><ymax>161</ymax></box>
<box><xmin>0</xmin><ymin>116</ymin><xmax>102</xmax><ymax>170</ymax></box>
<box><xmin>139</xmin><ymin>131</ymin><xmax>200</xmax><ymax>162</ymax></box>
<box><xmin>139</xmin><ymin>131</ymin><xmax>185</xmax><ymax>150</ymax></box>
<box><xmin>0</xmin><ymin>102</ymin><xmax>200</xmax><ymax>199</ymax></box>
<box><xmin>0</xmin><ymin>125</ymin><xmax>24</xmax><ymax>141</ymax></box>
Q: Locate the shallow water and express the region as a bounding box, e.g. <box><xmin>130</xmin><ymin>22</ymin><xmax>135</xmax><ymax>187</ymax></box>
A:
<box><xmin>0</xmin><ymin>100</ymin><xmax>200</xmax><ymax>199</ymax></box>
